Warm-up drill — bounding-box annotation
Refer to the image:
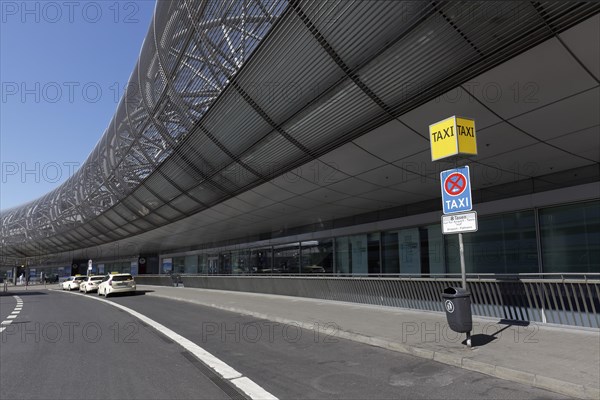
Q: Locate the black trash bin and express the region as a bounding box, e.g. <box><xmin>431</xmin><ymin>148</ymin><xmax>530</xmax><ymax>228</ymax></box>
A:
<box><xmin>442</xmin><ymin>287</ymin><xmax>472</xmax><ymax>334</ymax></box>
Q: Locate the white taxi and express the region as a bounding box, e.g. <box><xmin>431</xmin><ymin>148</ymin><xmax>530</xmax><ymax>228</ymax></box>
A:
<box><xmin>97</xmin><ymin>273</ymin><xmax>136</xmax><ymax>297</ymax></box>
<box><xmin>61</xmin><ymin>275</ymin><xmax>87</xmax><ymax>291</ymax></box>
<box><xmin>79</xmin><ymin>275</ymin><xmax>106</xmax><ymax>294</ymax></box>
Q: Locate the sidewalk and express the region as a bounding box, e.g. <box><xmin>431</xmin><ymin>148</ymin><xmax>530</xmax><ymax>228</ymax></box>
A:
<box><xmin>138</xmin><ymin>284</ymin><xmax>600</xmax><ymax>400</ymax></box>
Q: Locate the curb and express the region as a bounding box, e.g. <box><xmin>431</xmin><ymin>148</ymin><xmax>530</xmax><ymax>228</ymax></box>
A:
<box><xmin>145</xmin><ymin>290</ymin><xmax>599</xmax><ymax>400</ymax></box>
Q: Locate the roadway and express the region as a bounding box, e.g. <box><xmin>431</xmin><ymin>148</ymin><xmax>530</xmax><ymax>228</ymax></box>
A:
<box><xmin>1</xmin><ymin>288</ymin><xmax>567</xmax><ymax>399</ymax></box>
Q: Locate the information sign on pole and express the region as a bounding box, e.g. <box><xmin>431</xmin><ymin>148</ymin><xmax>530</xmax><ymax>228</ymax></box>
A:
<box><xmin>441</xmin><ymin>211</ymin><xmax>478</xmax><ymax>234</ymax></box>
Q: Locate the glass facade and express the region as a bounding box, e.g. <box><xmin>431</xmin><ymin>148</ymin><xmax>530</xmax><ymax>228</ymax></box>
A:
<box><xmin>446</xmin><ymin>211</ymin><xmax>538</xmax><ymax>274</ymax></box>
<box><xmin>300</xmin><ymin>239</ymin><xmax>333</xmax><ymax>273</ymax></box>
<box><xmin>540</xmin><ymin>202</ymin><xmax>600</xmax><ymax>273</ymax></box>
<box><xmin>336</xmin><ymin>235</ymin><xmax>368</xmax><ymax>275</ymax></box>
<box><xmin>157</xmin><ymin>200</ymin><xmax>598</xmax><ymax>276</ymax></box>
<box><xmin>274</xmin><ymin>243</ymin><xmax>300</xmax><ymax>273</ymax></box>
<box><xmin>171</xmin><ymin>255</ymin><xmax>199</xmax><ymax>274</ymax></box>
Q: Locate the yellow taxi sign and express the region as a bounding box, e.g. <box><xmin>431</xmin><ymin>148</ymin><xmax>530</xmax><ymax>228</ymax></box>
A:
<box><xmin>110</xmin><ymin>271</ymin><xmax>120</xmax><ymax>274</ymax></box>
<box><xmin>429</xmin><ymin>116</ymin><xmax>477</xmax><ymax>161</ymax></box>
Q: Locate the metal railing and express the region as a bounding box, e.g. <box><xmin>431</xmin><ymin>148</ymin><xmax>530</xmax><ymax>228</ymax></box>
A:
<box><xmin>135</xmin><ymin>273</ymin><xmax>600</xmax><ymax>328</ymax></box>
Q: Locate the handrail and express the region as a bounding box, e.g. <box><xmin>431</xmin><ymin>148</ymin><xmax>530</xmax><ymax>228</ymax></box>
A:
<box><xmin>143</xmin><ymin>272</ymin><xmax>600</xmax><ymax>281</ymax></box>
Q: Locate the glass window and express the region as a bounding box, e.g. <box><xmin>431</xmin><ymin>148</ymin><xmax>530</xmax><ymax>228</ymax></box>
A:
<box><xmin>425</xmin><ymin>224</ymin><xmax>445</xmax><ymax>274</ymax></box>
<box><xmin>446</xmin><ymin>211</ymin><xmax>538</xmax><ymax>274</ymax></box>
<box><xmin>207</xmin><ymin>254</ymin><xmax>219</xmax><ymax>274</ymax></box>
<box><xmin>124</xmin><ymin>262</ymin><xmax>133</xmax><ymax>273</ymax></box>
<box><xmin>184</xmin><ymin>255</ymin><xmax>198</xmax><ymax>274</ymax></box>
<box><xmin>398</xmin><ymin>228</ymin><xmax>420</xmax><ymax>274</ymax></box>
<box><xmin>231</xmin><ymin>249</ymin><xmax>251</xmax><ymax>275</ymax></box>
<box><xmin>198</xmin><ymin>254</ymin><xmax>207</xmax><ymax>274</ymax></box>
<box><xmin>250</xmin><ymin>248</ymin><xmax>272</xmax><ymax>273</ymax></box>
<box><xmin>336</xmin><ymin>234</ymin><xmax>368</xmax><ymax>275</ymax></box>
<box><xmin>173</xmin><ymin>257</ymin><xmax>185</xmax><ymax>273</ymax></box>
<box><xmin>382</xmin><ymin>228</ymin><xmax>421</xmax><ymax>275</ymax></box>
<box><xmin>300</xmin><ymin>239</ymin><xmax>332</xmax><ymax>273</ymax></box>
<box><xmin>540</xmin><ymin>201</ymin><xmax>599</xmax><ymax>273</ymax></box>
<box><xmin>382</xmin><ymin>231</ymin><xmax>399</xmax><ymax>274</ymax></box>
<box><xmin>220</xmin><ymin>253</ymin><xmax>232</xmax><ymax>275</ymax></box>
<box><xmin>112</xmin><ymin>275</ymin><xmax>133</xmax><ymax>281</ymax></box>
<box><xmin>367</xmin><ymin>233</ymin><xmax>381</xmax><ymax>275</ymax></box>
<box><xmin>274</xmin><ymin>243</ymin><xmax>300</xmax><ymax>274</ymax></box>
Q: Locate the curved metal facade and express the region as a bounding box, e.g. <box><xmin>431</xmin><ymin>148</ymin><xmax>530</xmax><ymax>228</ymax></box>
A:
<box><xmin>1</xmin><ymin>0</ymin><xmax>288</xmax><ymax>260</ymax></box>
<box><xmin>2</xmin><ymin>1</ymin><xmax>598</xmax><ymax>264</ymax></box>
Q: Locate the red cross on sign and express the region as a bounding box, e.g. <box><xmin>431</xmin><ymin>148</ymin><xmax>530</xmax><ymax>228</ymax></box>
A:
<box><xmin>444</xmin><ymin>172</ymin><xmax>467</xmax><ymax>196</ymax></box>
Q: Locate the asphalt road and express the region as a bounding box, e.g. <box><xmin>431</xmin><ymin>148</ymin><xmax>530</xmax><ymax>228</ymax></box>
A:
<box><xmin>0</xmin><ymin>290</ymin><xmax>232</xmax><ymax>400</ymax></box>
<box><xmin>1</xmin><ymin>289</ymin><xmax>568</xmax><ymax>399</ymax></box>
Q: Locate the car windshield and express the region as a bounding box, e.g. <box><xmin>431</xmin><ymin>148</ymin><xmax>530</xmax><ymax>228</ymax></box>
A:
<box><xmin>112</xmin><ymin>275</ymin><xmax>133</xmax><ymax>282</ymax></box>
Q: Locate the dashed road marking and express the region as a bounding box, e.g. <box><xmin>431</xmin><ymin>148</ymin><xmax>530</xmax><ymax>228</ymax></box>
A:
<box><xmin>1</xmin><ymin>296</ymin><xmax>22</xmax><ymax>328</ymax></box>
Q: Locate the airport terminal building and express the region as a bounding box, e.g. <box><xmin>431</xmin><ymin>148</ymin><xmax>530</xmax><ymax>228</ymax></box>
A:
<box><xmin>1</xmin><ymin>1</ymin><xmax>599</xmax><ymax>327</ymax></box>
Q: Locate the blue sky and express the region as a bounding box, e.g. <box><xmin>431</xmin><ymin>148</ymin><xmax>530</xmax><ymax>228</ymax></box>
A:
<box><xmin>0</xmin><ymin>1</ymin><xmax>156</xmax><ymax>210</ymax></box>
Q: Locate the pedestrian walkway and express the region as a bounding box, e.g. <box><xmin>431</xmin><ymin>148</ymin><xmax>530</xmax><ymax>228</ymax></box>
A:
<box><xmin>137</xmin><ymin>284</ymin><xmax>599</xmax><ymax>400</ymax></box>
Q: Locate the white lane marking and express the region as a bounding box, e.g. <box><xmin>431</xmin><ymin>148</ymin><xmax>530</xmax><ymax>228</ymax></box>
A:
<box><xmin>0</xmin><ymin>296</ymin><xmax>22</xmax><ymax>328</ymax></box>
<box><xmin>53</xmin><ymin>290</ymin><xmax>279</xmax><ymax>400</ymax></box>
<box><xmin>0</xmin><ymin>327</ymin><xmax>5</xmax><ymax>333</ymax></box>
<box><xmin>230</xmin><ymin>377</ymin><xmax>278</xmax><ymax>400</ymax></box>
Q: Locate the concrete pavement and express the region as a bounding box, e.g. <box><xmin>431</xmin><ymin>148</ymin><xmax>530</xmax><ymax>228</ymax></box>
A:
<box><xmin>132</xmin><ymin>284</ymin><xmax>600</xmax><ymax>400</ymax></box>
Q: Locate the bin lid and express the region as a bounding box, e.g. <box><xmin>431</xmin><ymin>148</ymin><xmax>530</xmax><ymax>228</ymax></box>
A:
<box><xmin>442</xmin><ymin>286</ymin><xmax>470</xmax><ymax>297</ymax></box>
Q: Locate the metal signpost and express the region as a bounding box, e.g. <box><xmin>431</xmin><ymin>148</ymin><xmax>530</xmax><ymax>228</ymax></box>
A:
<box><xmin>440</xmin><ymin>166</ymin><xmax>475</xmax><ymax>290</ymax></box>
<box><xmin>430</xmin><ymin>116</ymin><xmax>479</xmax><ymax>348</ymax></box>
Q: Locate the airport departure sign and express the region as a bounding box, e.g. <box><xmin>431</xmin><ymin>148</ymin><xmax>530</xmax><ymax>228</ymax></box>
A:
<box><xmin>429</xmin><ymin>116</ymin><xmax>477</xmax><ymax>161</ymax></box>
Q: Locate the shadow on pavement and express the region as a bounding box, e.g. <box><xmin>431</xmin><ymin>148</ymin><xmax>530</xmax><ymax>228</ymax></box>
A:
<box><xmin>108</xmin><ymin>290</ymin><xmax>154</xmax><ymax>297</ymax></box>
<box><xmin>462</xmin><ymin>320</ymin><xmax>529</xmax><ymax>347</ymax></box>
<box><xmin>1</xmin><ymin>291</ymin><xmax>48</xmax><ymax>297</ymax></box>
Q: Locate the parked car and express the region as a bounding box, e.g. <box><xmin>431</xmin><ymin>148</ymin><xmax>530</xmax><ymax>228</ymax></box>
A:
<box><xmin>302</xmin><ymin>265</ymin><xmax>326</xmax><ymax>273</ymax></box>
<box><xmin>61</xmin><ymin>275</ymin><xmax>87</xmax><ymax>290</ymax></box>
<box><xmin>79</xmin><ymin>275</ymin><xmax>106</xmax><ymax>293</ymax></box>
<box><xmin>97</xmin><ymin>273</ymin><xmax>136</xmax><ymax>297</ymax></box>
